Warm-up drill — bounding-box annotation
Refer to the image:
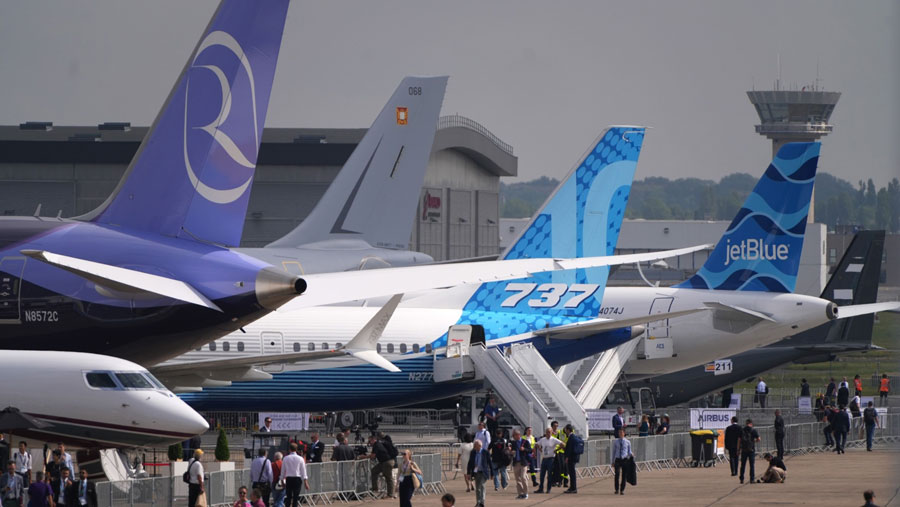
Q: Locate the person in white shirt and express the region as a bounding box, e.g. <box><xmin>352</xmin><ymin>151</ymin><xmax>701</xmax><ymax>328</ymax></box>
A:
<box><xmin>279</xmin><ymin>443</ymin><xmax>309</xmax><ymax>507</ymax></box>
<box><xmin>756</xmin><ymin>378</ymin><xmax>768</xmax><ymax>408</ymax></box>
<box><xmin>534</xmin><ymin>427</ymin><xmax>563</xmax><ymax>494</ymax></box>
<box><xmin>251</xmin><ymin>448</ymin><xmax>273</xmax><ymax>506</ymax></box>
<box><xmin>56</xmin><ymin>443</ymin><xmax>75</xmax><ymax>480</ymax></box>
<box><xmin>474</xmin><ymin>422</ymin><xmax>491</xmax><ymax>449</ymax></box>
<box><xmin>12</xmin><ymin>441</ymin><xmax>31</xmax><ymax>486</ymax></box>
<box><xmin>187</xmin><ymin>449</ymin><xmax>205</xmax><ymax>507</ymax></box>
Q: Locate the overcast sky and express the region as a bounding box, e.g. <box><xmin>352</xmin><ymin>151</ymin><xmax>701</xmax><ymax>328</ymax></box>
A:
<box><xmin>1</xmin><ymin>1</ymin><xmax>897</xmax><ymax>186</ymax></box>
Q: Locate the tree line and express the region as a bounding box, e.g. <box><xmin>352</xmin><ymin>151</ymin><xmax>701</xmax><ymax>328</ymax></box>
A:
<box><xmin>501</xmin><ymin>173</ymin><xmax>900</xmax><ymax>233</ymax></box>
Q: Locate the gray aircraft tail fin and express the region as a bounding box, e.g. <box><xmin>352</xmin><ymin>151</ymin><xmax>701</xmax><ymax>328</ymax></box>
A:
<box><xmin>267</xmin><ymin>76</ymin><xmax>448</xmax><ymax>250</ymax></box>
<box><xmin>820</xmin><ymin>230</ymin><xmax>885</xmax><ymax>344</ymax></box>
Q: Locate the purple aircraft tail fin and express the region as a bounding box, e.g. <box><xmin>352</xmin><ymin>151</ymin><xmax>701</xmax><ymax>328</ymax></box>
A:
<box><xmin>80</xmin><ymin>0</ymin><xmax>290</xmax><ymax>247</ymax></box>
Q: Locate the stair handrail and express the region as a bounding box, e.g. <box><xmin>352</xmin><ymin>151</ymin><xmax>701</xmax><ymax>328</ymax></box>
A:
<box><xmin>468</xmin><ymin>344</ymin><xmax>550</xmax><ymax>429</ymax></box>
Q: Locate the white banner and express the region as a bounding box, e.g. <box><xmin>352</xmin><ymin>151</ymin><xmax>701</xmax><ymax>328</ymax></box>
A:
<box><xmin>258</xmin><ymin>412</ymin><xmax>310</xmax><ymax>432</ymax></box>
<box><xmin>729</xmin><ymin>393</ymin><xmax>741</xmax><ymax>409</ymax></box>
<box><xmin>798</xmin><ymin>396</ymin><xmax>812</xmax><ymax>415</ymax></box>
<box><xmin>690</xmin><ymin>408</ymin><xmax>736</xmax><ymax>430</ymax></box>
<box><xmin>587</xmin><ymin>410</ymin><xmax>616</xmax><ymax>431</ymax></box>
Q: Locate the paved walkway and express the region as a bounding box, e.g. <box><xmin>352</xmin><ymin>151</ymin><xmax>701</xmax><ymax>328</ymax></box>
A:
<box><xmin>434</xmin><ymin>447</ymin><xmax>900</xmax><ymax>506</ymax></box>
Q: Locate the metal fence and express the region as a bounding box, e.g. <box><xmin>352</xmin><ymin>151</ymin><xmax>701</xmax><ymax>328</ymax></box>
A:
<box><xmin>96</xmin><ymin>453</ymin><xmax>445</xmax><ymax>507</ymax></box>
<box><xmin>574</xmin><ymin>412</ymin><xmax>900</xmax><ymax>477</ymax></box>
<box><xmin>201</xmin><ymin>409</ymin><xmax>457</xmax><ymax>435</ymax></box>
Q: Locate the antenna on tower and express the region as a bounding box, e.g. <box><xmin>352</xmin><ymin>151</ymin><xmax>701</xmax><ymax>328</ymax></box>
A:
<box><xmin>776</xmin><ymin>53</ymin><xmax>782</xmax><ymax>90</ymax></box>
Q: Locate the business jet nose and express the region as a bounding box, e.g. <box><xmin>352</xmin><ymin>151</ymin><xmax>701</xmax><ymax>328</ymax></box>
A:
<box><xmin>166</xmin><ymin>396</ymin><xmax>210</xmax><ymax>436</ymax></box>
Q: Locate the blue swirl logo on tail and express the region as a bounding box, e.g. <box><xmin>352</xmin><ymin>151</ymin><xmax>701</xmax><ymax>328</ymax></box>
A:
<box><xmin>676</xmin><ymin>142</ymin><xmax>820</xmax><ymax>293</ymax></box>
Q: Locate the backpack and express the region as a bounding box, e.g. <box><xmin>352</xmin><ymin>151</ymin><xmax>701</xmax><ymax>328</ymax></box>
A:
<box><xmin>570</xmin><ymin>435</ymin><xmax>585</xmax><ymax>455</ymax></box>
<box><xmin>863</xmin><ymin>407</ymin><xmax>877</xmax><ymax>424</ymax></box>
<box><xmin>383</xmin><ymin>439</ymin><xmax>399</xmax><ymax>459</ymax></box>
<box><xmin>740</xmin><ymin>427</ymin><xmax>753</xmax><ymax>450</ymax></box>
<box><xmin>182</xmin><ymin>459</ymin><xmax>197</xmax><ymax>484</ymax></box>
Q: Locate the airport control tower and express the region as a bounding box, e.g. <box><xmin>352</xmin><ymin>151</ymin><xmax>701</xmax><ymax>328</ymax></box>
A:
<box><xmin>747</xmin><ymin>84</ymin><xmax>840</xmax><ymax>222</ymax></box>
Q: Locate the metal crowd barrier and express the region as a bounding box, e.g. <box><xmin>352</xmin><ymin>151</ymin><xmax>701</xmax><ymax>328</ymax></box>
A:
<box><xmin>573</xmin><ymin>412</ymin><xmax>899</xmax><ymax>478</ymax></box>
<box><xmin>97</xmin><ymin>453</ymin><xmax>445</xmax><ymax>507</ymax></box>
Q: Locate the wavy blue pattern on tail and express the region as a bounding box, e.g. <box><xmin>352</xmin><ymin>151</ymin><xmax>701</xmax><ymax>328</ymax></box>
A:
<box><xmin>675</xmin><ymin>142</ymin><xmax>820</xmax><ymax>292</ymax></box>
<box><xmin>433</xmin><ymin>127</ymin><xmax>645</xmax><ymax>346</ymax></box>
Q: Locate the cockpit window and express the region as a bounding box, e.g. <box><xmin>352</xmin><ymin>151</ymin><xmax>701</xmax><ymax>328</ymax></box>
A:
<box><xmin>85</xmin><ymin>372</ymin><xmax>117</xmax><ymax>389</ymax></box>
<box><xmin>115</xmin><ymin>372</ymin><xmax>153</xmax><ymax>389</ymax></box>
<box><xmin>143</xmin><ymin>373</ymin><xmax>166</xmax><ymax>389</ymax></box>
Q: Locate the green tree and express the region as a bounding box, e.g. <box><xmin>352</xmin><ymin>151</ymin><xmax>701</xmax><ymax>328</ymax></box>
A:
<box><xmin>215</xmin><ymin>429</ymin><xmax>230</xmax><ymax>461</ymax></box>
<box><xmin>876</xmin><ymin>187</ymin><xmax>891</xmax><ymax>230</ymax></box>
<box><xmin>168</xmin><ymin>442</ymin><xmax>183</xmax><ymax>461</ymax></box>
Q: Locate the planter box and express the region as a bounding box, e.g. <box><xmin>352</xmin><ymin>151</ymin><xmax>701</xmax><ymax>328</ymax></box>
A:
<box><xmin>205</xmin><ymin>461</ymin><xmax>235</xmax><ymax>473</ymax></box>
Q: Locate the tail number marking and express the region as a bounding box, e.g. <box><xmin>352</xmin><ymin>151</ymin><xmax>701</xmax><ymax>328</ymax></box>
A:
<box><xmin>501</xmin><ymin>283</ymin><xmax>600</xmax><ymax>308</ymax></box>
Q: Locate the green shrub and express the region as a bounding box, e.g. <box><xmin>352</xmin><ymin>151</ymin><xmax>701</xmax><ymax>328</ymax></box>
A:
<box><xmin>215</xmin><ymin>429</ymin><xmax>230</xmax><ymax>461</ymax></box>
<box><xmin>168</xmin><ymin>442</ymin><xmax>183</xmax><ymax>461</ymax></box>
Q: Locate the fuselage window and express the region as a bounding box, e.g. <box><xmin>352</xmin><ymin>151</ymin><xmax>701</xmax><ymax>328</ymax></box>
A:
<box><xmin>425</xmin><ymin>343</ymin><xmax>433</xmax><ymax>353</ymax></box>
<box><xmin>412</xmin><ymin>344</ymin><xmax>420</xmax><ymax>353</ymax></box>
<box><xmin>115</xmin><ymin>372</ymin><xmax>153</xmax><ymax>389</ymax></box>
<box><xmin>308</xmin><ymin>342</ymin><xmax>315</xmax><ymax>351</ymax></box>
<box><xmin>387</xmin><ymin>344</ymin><xmax>394</xmax><ymax>354</ymax></box>
<box><xmin>209</xmin><ymin>342</ymin><xmax>217</xmax><ymax>352</ymax></box>
<box><xmin>377</xmin><ymin>343</ymin><xmax>382</xmax><ymax>353</ymax></box>
<box><xmin>293</xmin><ymin>342</ymin><xmax>300</xmax><ymax>352</ymax></box>
<box><xmin>335</xmin><ymin>342</ymin><xmax>343</xmax><ymax>348</ymax></box>
<box><xmin>237</xmin><ymin>342</ymin><xmax>245</xmax><ymax>352</ymax></box>
<box><xmin>400</xmin><ymin>343</ymin><xmax>407</xmax><ymax>354</ymax></box>
<box><xmin>85</xmin><ymin>372</ymin><xmax>117</xmax><ymax>389</ymax></box>
<box><xmin>222</xmin><ymin>341</ymin><xmax>230</xmax><ymax>352</ymax></box>
<box><xmin>322</xmin><ymin>342</ymin><xmax>329</xmax><ymax>350</ymax></box>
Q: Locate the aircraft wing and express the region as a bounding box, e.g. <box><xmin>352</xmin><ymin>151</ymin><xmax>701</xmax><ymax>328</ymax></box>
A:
<box><xmin>836</xmin><ymin>301</ymin><xmax>900</xmax><ymax>318</ymax></box>
<box><xmin>20</xmin><ymin>249</ymin><xmax>222</xmax><ymax>311</ymax></box>
<box><xmin>280</xmin><ymin>244</ymin><xmax>712</xmax><ymax>311</ymax></box>
<box><xmin>152</xmin><ymin>294</ymin><xmax>404</xmax><ymax>379</ymax></box>
<box><xmin>533</xmin><ymin>308</ymin><xmax>709</xmax><ymax>340</ymax></box>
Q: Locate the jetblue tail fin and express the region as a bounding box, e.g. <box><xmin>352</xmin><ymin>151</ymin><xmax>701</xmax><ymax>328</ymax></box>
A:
<box><xmin>676</xmin><ymin>142</ymin><xmax>820</xmax><ymax>292</ymax></box>
<box><xmin>452</xmin><ymin>127</ymin><xmax>645</xmax><ymax>339</ymax></box>
<box><xmin>267</xmin><ymin>76</ymin><xmax>448</xmax><ymax>250</ymax></box>
<box><xmin>79</xmin><ymin>1</ymin><xmax>290</xmax><ymax>247</ymax></box>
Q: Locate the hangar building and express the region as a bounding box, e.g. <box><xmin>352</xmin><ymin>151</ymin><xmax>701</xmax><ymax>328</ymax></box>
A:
<box><xmin>0</xmin><ymin>115</ymin><xmax>516</xmax><ymax>261</ymax></box>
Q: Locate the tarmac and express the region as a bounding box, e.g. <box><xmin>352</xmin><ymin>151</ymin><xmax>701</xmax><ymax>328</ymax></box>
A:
<box><xmin>435</xmin><ymin>446</ymin><xmax>900</xmax><ymax>506</ymax></box>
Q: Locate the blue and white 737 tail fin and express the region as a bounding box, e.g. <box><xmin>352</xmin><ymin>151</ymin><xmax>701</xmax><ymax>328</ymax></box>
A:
<box><xmin>450</xmin><ymin>127</ymin><xmax>645</xmax><ymax>340</ymax></box>
<box><xmin>80</xmin><ymin>1</ymin><xmax>290</xmax><ymax>247</ymax></box>
<box><xmin>676</xmin><ymin>142</ymin><xmax>820</xmax><ymax>292</ymax></box>
<box><xmin>267</xmin><ymin>76</ymin><xmax>448</xmax><ymax>251</ymax></box>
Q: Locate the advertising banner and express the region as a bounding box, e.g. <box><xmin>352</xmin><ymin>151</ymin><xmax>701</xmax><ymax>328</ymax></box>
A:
<box><xmin>690</xmin><ymin>408</ymin><xmax>736</xmax><ymax>430</ymax></box>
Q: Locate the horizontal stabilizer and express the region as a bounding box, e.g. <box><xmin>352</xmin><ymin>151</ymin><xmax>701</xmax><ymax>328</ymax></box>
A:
<box><xmin>533</xmin><ymin>308</ymin><xmax>709</xmax><ymax>340</ymax></box>
<box><xmin>836</xmin><ymin>302</ymin><xmax>900</xmax><ymax>319</ymax></box>
<box><xmin>20</xmin><ymin>249</ymin><xmax>221</xmax><ymax>311</ymax></box>
<box><xmin>281</xmin><ymin>244</ymin><xmax>712</xmax><ymax>311</ymax></box>
<box><xmin>703</xmin><ymin>301</ymin><xmax>776</xmax><ymax>322</ymax></box>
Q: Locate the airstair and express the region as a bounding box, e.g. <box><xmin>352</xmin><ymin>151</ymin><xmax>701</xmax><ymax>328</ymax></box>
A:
<box><xmin>560</xmin><ymin>340</ymin><xmax>641</xmax><ymax>409</ymax></box>
<box><xmin>469</xmin><ymin>342</ymin><xmax>588</xmax><ymax>436</ymax></box>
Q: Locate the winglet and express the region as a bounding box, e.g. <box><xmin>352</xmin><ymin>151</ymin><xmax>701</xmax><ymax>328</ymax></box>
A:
<box><xmin>342</xmin><ymin>293</ymin><xmax>403</xmax><ymax>372</ymax></box>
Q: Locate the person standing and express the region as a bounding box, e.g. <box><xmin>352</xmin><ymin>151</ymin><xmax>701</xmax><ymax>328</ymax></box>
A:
<box><xmin>260</xmin><ymin>417</ymin><xmax>273</xmax><ymax>433</ymax></box>
<box><xmin>834</xmin><ymin>405</ymin><xmax>851</xmax><ymax>454</ymax></box>
<box><xmin>74</xmin><ymin>469</ymin><xmax>97</xmax><ymax>507</ymax></box>
<box><xmin>863</xmin><ymin>401</ymin><xmax>879</xmax><ymax>452</ymax></box>
<box><xmin>862</xmin><ymin>490</ymin><xmax>878</xmax><ymax>507</ymax></box>
<box><xmin>1</xmin><ymin>460</ymin><xmax>24</xmax><ymax>507</ymax></box>
<box><xmin>562</xmin><ymin>424</ymin><xmax>581</xmax><ymax>494</ymax></box>
<box><xmin>26</xmin><ymin>472</ymin><xmax>52</xmax><ymax>507</ymax></box>
<box><xmin>280</xmin><ymin>443</ymin><xmax>310</xmax><ymax>507</ymax></box>
<box><xmin>611</xmin><ymin>407</ymin><xmax>626</xmax><ymax>435</ymax></box>
<box><xmin>331</xmin><ymin>436</ymin><xmax>355</xmax><ymax>462</ymax></box>
<box><xmin>550</xmin><ymin>421</ymin><xmax>568</xmax><ymax>489</ymax></box>
<box><xmin>611</xmin><ymin>428</ymin><xmax>632</xmax><ymax>495</ymax></box>
<box><xmin>655</xmin><ymin>415</ymin><xmax>670</xmax><ymax>435</ymax></box>
<box><xmin>455</xmin><ymin>435</ymin><xmax>474</xmax><ymax>493</ymax></box>
<box><xmin>489</xmin><ymin>429</ymin><xmax>509</xmax><ymax>491</ymax></box>
<box><xmin>822</xmin><ymin>405</ymin><xmax>835</xmax><ymax>447</ymax></box>
<box><xmin>250</xmin><ymin>449</ymin><xmax>272</xmax><ymax>507</ymax></box>
<box><xmin>484</xmin><ymin>398</ymin><xmax>500</xmax><ymax>438</ymax></box>
<box><xmin>474</xmin><ymin>422</ymin><xmax>491</xmax><ymax>450</ymax></box>
<box><xmin>773</xmin><ymin>410</ymin><xmax>785</xmax><ymax>459</ymax></box>
<box><xmin>739</xmin><ymin>419</ymin><xmax>760</xmax><ymax>484</ymax></box>
<box><xmin>306</xmin><ymin>434</ymin><xmax>324</xmax><ymax>464</ymax></box>
<box><xmin>826</xmin><ymin>378</ymin><xmax>837</xmax><ymax>405</ymax></box>
<box><xmin>854</xmin><ymin>375</ymin><xmax>864</xmax><ymax>397</ymax></box>
<box><xmin>509</xmin><ymin>429</ymin><xmax>531</xmax><ymax>499</ymax></box>
<box><xmin>523</xmin><ymin>427</ymin><xmax>538</xmax><ymax>488</ymax></box>
<box><xmin>466</xmin><ymin>440</ymin><xmax>492</xmax><ymax>507</ymax></box>
<box><xmin>187</xmin><ymin>449</ymin><xmax>205</xmax><ymax>507</ymax></box>
<box><xmin>756</xmin><ymin>377</ymin><xmax>768</xmax><ymax>408</ymax></box>
<box><xmin>638</xmin><ymin>415</ymin><xmax>650</xmax><ymax>437</ymax></box>
<box><xmin>396</xmin><ymin>450</ymin><xmax>421</xmax><ymax>507</ymax></box>
<box><xmin>879</xmin><ymin>374</ymin><xmax>890</xmax><ymax>406</ymax></box>
<box><xmin>366</xmin><ymin>435</ymin><xmax>395</xmax><ymax>499</ymax></box>
<box><xmin>800</xmin><ymin>378</ymin><xmax>810</xmax><ymax>397</ymax></box>
<box><xmin>51</xmin><ymin>468</ymin><xmax>74</xmax><ymax>507</ymax></box>
<box><xmin>533</xmin><ymin>428</ymin><xmax>563</xmax><ymax>494</ymax></box>
<box><xmin>838</xmin><ymin>378</ymin><xmax>850</xmax><ymax>407</ymax></box>
<box><xmin>723</xmin><ymin>417</ymin><xmax>742</xmax><ymax>477</ymax></box>
<box><xmin>12</xmin><ymin>443</ymin><xmax>30</xmax><ymax>487</ymax></box>
<box><xmin>270</xmin><ymin>452</ymin><xmax>285</xmax><ymax>507</ymax></box>
<box><xmin>56</xmin><ymin>444</ymin><xmax>74</xmax><ymax>480</ymax></box>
